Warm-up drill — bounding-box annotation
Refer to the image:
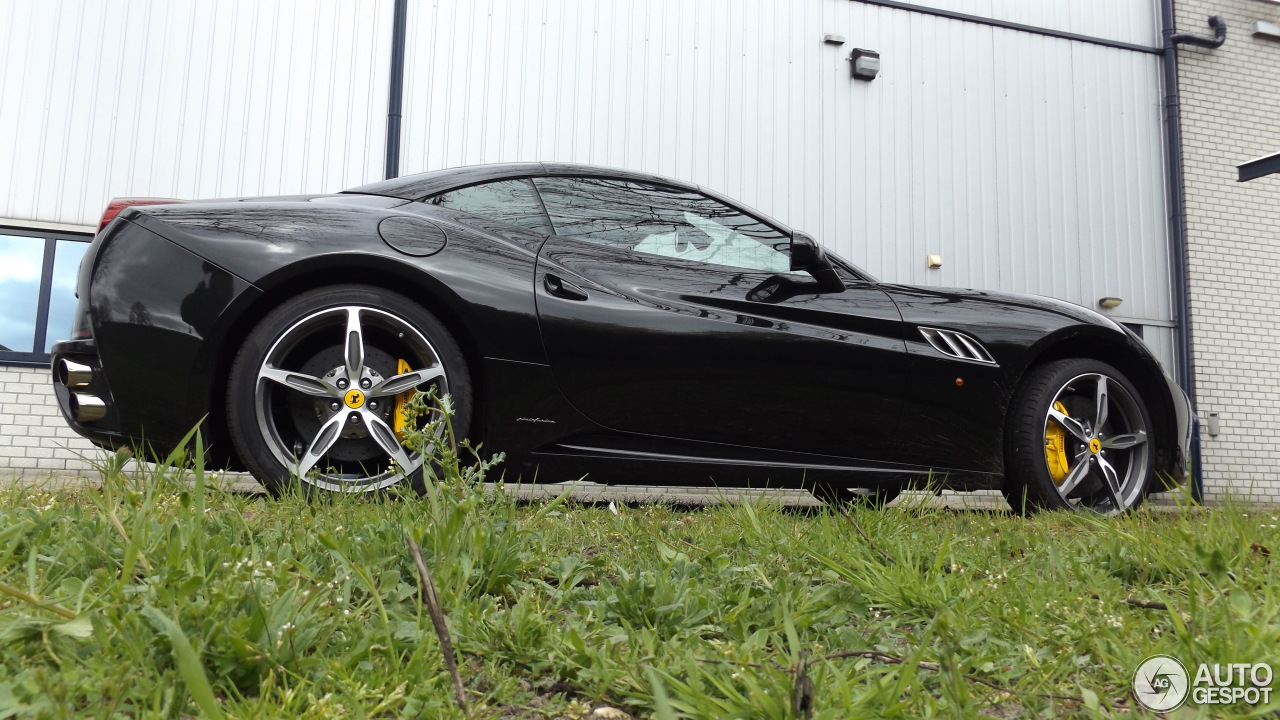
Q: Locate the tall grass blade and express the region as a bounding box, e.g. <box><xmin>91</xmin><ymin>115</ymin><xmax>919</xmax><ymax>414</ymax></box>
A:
<box><xmin>142</xmin><ymin>607</ymin><xmax>225</xmax><ymax>720</ymax></box>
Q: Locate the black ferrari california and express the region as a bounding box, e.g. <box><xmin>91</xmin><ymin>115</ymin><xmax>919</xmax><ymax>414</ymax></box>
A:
<box><xmin>51</xmin><ymin>163</ymin><xmax>1193</xmax><ymax>514</ymax></box>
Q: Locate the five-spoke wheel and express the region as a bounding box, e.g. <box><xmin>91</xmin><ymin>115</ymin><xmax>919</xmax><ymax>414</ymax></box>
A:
<box><xmin>227</xmin><ymin>286</ymin><xmax>470</xmax><ymax>494</ymax></box>
<box><xmin>1004</xmin><ymin>359</ymin><xmax>1152</xmax><ymax>514</ymax></box>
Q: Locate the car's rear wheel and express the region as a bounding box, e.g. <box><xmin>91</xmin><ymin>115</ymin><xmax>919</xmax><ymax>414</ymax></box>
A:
<box><xmin>226</xmin><ymin>285</ymin><xmax>471</xmax><ymax>495</ymax></box>
<box><xmin>1003</xmin><ymin>359</ymin><xmax>1151</xmax><ymax>515</ymax></box>
<box><xmin>812</xmin><ymin>484</ymin><xmax>902</xmax><ymax>509</ymax></box>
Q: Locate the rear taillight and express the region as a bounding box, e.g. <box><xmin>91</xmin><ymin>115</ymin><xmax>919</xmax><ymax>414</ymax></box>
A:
<box><xmin>98</xmin><ymin>197</ymin><xmax>184</xmax><ymax>233</ymax></box>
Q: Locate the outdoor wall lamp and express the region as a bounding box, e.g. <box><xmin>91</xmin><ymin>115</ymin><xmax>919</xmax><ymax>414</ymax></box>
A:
<box><xmin>1098</xmin><ymin>297</ymin><xmax>1124</xmax><ymax>309</ymax></box>
<box><xmin>850</xmin><ymin>48</ymin><xmax>880</xmax><ymax>80</ymax></box>
<box><xmin>1206</xmin><ymin>412</ymin><xmax>1221</xmax><ymax>437</ymax></box>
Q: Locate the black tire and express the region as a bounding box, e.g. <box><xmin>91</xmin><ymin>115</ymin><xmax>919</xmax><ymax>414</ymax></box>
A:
<box><xmin>226</xmin><ymin>285</ymin><xmax>471</xmax><ymax>496</ymax></box>
<box><xmin>812</xmin><ymin>484</ymin><xmax>902</xmax><ymax>510</ymax></box>
<box><xmin>1003</xmin><ymin>359</ymin><xmax>1152</xmax><ymax>515</ymax></box>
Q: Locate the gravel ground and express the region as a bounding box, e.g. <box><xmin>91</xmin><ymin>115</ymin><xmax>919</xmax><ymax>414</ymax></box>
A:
<box><xmin>2</xmin><ymin>466</ymin><xmax>1195</xmax><ymax>510</ymax></box>
<box><xmin>0</xmin><ymin>467</ymin><xmax>1030</xmax><ymax>509</ymax></box>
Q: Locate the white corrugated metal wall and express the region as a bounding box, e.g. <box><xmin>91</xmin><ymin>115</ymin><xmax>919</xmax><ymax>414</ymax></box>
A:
<box><xmin>0</xmin><ymin>0</ymin><xmax>1173</xmax><ymax>364</ymax></box>
<box><xmin>881</xmin><ymin>0</ymin><xmax>1159</xmax><ymax>47</ymax></box>
<box><xmin>0</xmin><ymin>0</ymin><xmax>392</xmax><ymax>229</ymax></box>
<box><xmin>398</xmin><ymin>0</ymin><xmax>1174</xmax><ymax>366</ymax></box>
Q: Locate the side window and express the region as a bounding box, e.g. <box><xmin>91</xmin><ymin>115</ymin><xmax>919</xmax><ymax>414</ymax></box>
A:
<box><xmin>427</xmin><ymin>179</ymin><xmax>552</xmax><ymax>235</ymax></box>
<box><xmin>533</xmin><ymin>177</ymin><xmax>793</xmax><ymax>274</ymax></box>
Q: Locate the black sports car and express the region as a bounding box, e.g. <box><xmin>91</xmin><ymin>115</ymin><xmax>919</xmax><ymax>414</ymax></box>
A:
<box><xmin>51</xmin><ymin>163</ymin><xmax>1193</xmax><ymax>514</ymax></box>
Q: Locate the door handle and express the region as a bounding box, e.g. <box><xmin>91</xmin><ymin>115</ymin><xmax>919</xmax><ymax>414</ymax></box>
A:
<box><xmin>544</xmin><ymin>274</ymin><xmax>589</xmax><ymax>301</ymax></box>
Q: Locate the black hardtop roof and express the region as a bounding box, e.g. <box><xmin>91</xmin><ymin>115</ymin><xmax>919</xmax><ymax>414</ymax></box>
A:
<box><xmin>345</xmin><ymin>162</ymin><xmax>705</xmax><ymax>202</ymax></box>
<box><xmin>345</xmin><ymin>162</ymin><xmax>794</xmax><ymax>237</ymax></box>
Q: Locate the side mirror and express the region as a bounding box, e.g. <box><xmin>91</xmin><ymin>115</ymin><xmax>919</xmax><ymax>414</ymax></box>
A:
<box><xmin>790</xmin><ymin>233</ymin><xmax>845</xmax><ymax>293</ymax></box>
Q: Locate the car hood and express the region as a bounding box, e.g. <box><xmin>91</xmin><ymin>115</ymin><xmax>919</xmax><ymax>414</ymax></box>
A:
<box><xmin>878</xmin><ymin>283</ymin><xmax>1122</xmax><ymax>330</ymax></box>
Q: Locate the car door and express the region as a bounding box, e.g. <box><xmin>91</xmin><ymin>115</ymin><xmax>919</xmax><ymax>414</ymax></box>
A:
<box><xmin>531</xmin><ymin>176</ymin><xmax>910</xmax><ymax>462</ymax></box>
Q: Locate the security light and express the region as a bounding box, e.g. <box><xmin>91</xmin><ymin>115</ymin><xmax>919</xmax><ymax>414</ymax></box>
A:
<box><xmin>851</xmin><ymin>48</ymin><xmax>880</xmax><ymax>80</ymax></box>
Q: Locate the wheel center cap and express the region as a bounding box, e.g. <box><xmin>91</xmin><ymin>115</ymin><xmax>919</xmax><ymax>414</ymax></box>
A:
<box><xmin>344</xmin><ymin>388</ymin><xmax>366</xmax><ymax>409</ymax></box>
<box><xmin>1089</xmin><ymin>437</ymin><xmax>1102</xmax><ymax>454</ymax></box>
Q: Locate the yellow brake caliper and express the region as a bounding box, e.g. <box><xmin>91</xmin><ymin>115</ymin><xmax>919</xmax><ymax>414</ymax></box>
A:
<box><xmin>393</xmin><ymin>358</ymin><xmax>412</xmax><ymax>444</ymax></box>
<box><xmin>1045</xmin><ymin>401</ymin><xmax>1071</xmax><ymax>484</ymax></box>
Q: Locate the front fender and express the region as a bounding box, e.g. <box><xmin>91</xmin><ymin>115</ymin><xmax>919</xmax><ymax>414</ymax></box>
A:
<box><xmin>883</xmin><ymin>284</ymin><xmax>1185</xmax><ymax>479</ymax></box>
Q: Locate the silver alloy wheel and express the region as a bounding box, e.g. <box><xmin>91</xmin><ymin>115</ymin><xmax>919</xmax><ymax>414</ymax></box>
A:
<box><xmin>254</xmin><ymin>305</ymin><xmax>448</xmax><ymax>492</ymax></box>
<box><xmin>1042</xmin><ymin>372</ymin><xmax>1149</xmax><ymax>514</ymax></box>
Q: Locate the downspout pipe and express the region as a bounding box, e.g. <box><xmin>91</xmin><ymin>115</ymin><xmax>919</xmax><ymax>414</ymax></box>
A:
<box><xmin>384</xmin><ymin>0</ymin><xmax>409</xmax><ymax>180</ymax></box>
<box><xmin>1158</xmin><ymin>7</ymin><xmax>1225</xmax><ymax>503</ymax></box>
<box><xmin>1172</xmin><ymin>15</ymin><xmax>1226</xmax><ymax>49</ymax></box>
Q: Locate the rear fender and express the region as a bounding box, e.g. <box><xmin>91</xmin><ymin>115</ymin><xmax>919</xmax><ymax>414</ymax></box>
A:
<box><xmin>125</xmin><ymin>203</ymin><xmax>546</xmax><ymax>363</ymax></box>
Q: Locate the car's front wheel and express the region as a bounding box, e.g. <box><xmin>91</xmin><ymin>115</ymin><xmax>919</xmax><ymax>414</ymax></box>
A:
<box><xmin>1003</xmin><ymin>359</ymin><xmax>1152</xmax><ymax>515</ymax></box>
<box><xmin>226</xmin><ymin>285</ymin><xmax>471</xmax><ymax>495</ymax></box>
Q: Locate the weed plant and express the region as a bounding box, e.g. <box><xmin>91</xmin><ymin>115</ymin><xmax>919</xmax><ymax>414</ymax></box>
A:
<box><xmin>1</xmin><ymin>402</ymin><xmax>1278</xmax><ymax>718</ymax></box>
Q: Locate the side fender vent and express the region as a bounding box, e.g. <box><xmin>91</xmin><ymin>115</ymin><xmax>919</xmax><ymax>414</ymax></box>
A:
<box><xmin>919</xmin><ymin>327</ymin><xmax>997</xmax><ymax>365</ymax></box>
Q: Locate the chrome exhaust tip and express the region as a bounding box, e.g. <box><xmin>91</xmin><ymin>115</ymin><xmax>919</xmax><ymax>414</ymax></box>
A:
<box><xmin>69</xmin><ymin>393</ymin><xmax>106</xmax><ymax>423</ymax></box>
<box><xmin>57</xmin><ymin>359</ymin><xmax>93</xmax><ymax>388</ymax></box>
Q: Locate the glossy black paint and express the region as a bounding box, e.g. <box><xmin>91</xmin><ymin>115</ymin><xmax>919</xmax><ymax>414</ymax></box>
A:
<box><xmin>535</xmin><ymin>238</ymin><xmax>909</xmax><ymax>463</ymax></box>
<box><xmin>51</xmin><ymin>162</ymin><xmax>1193</xmax><ymax>492</ymax></box>
<box><xmin>90</xmin><ymin>223</ymin><xmax>258</xmax><ymax>448</ymax></box>
<box><xmin>789</xmin><ymin>233</ymin><xmax>846</xmax><ymax>293</ymax></box>
<box><xmin>377</xmin><ymin>215</ymin><xmax>448</xmax><ymax>257</ymax></box>
<box><xmin>882</xmin><ymin>284</ymin><xmax>1187</xmax><ymax>478</ymax></box>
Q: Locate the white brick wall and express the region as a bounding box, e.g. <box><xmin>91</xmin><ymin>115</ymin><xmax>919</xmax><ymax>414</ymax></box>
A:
<box><xmin>1177</xmin><ymin>0</ymin><xmax>1280</xmax><ymax>503</ymax></box>
<box><xmin>0</xmin><ymin>365</ymin><xmax>102</xmax><ymax>477</ymax></box>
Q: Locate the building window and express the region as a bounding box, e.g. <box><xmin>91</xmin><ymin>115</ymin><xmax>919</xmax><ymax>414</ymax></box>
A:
<box><xmin>0</xmin><ymin>227</ymin><xmax>91</xmax><ymax>366</ymax></box>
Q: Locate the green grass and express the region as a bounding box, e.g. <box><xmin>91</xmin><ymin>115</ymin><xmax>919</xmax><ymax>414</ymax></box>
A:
<box><xmin>1</xmin><ymin>429</ymin><xmax>1278</xmax><ymax>718</ymax></box>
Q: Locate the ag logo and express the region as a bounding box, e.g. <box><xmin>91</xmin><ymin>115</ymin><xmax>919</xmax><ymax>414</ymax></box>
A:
<box><xmin>1133</xmin><ymin>654</ymin><xmax>1190</xmax><ymax>711</ymax></box>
